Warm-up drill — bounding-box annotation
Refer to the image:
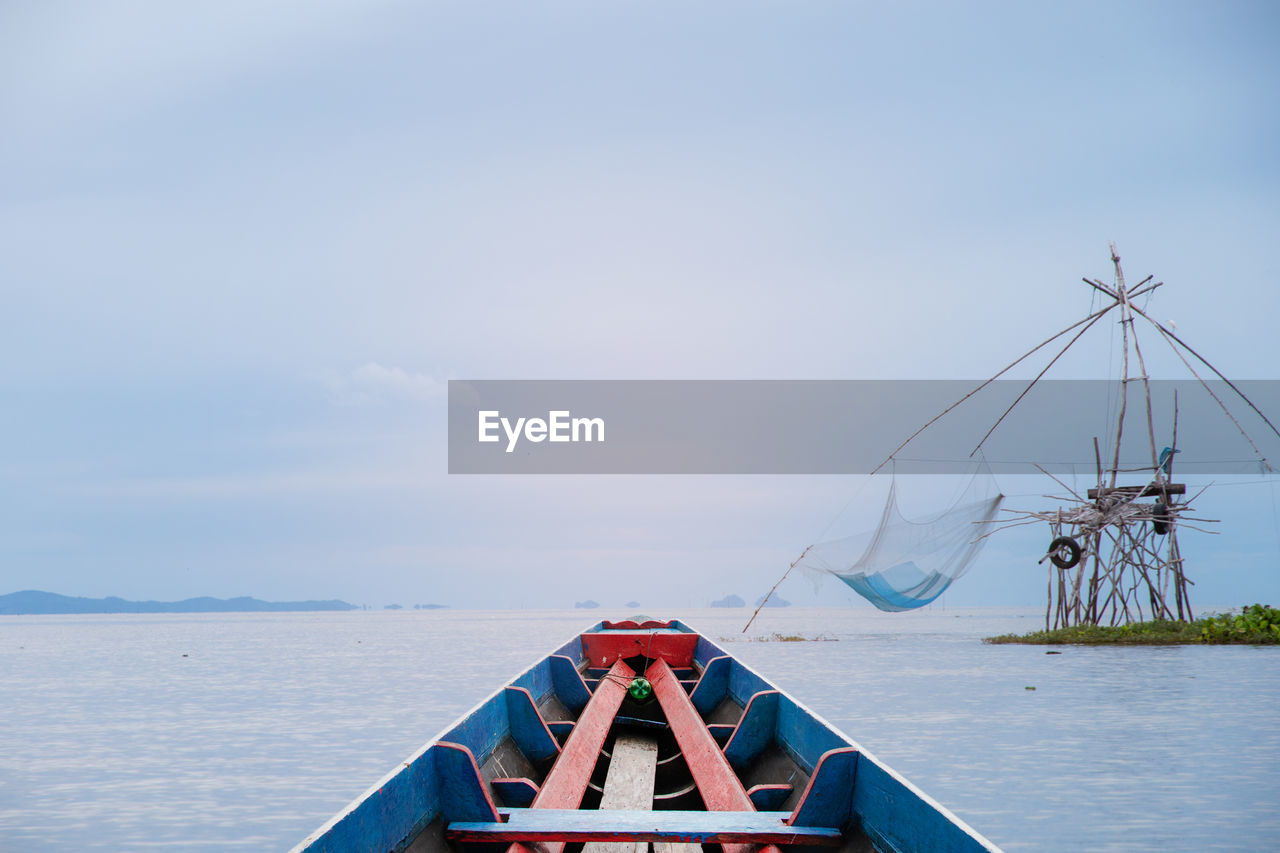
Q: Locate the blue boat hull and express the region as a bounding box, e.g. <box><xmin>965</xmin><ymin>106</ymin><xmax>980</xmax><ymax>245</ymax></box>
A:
<box><xmin>294</xmin><ymin>620</ymin><xmax>1000</xmax><ymax>853</ymax></box>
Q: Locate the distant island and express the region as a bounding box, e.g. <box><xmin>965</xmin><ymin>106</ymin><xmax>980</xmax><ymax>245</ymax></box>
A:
<box><xmin>574</xmin><ymin>600</ymin><xmax>600</xmax><ymax>609</ymax></box>
<box><xmin>710</xmin><ymin>593</ymin><xmax>790</xmax><ymax>608</ymax></box>
<box><xmin>0</xmin><ymin>590</ymin><xmax>358</xmax><ymax>615</ymax></box>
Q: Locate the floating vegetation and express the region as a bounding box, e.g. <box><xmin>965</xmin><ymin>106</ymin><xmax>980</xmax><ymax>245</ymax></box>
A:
<box><xmin>721</xmin><ymin>632</ymin><xmax>838</xmax><ymax>643</ymax></box>
<box><xmin>985</xmin><ymin>604</ymin><xmax>1280</xmax><ymax>645</ymax></box>
<box><xmin>756</xmin><ymin>632</ymin><xmax>838</xmax><ymax>643</ymax></box>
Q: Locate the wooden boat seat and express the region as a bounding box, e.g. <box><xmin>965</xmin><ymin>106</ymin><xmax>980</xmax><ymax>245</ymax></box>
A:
<box><xmin>482</xmin><ymin>688</ymin><xmax>569</xmax><ymax>805</ymax></box>
<box><xmin>447</xmin><ymin>809</ymin><xmax>843</xmax><ymax>846</ymax></box>
<box><xmin>707</xmin><ymin>724</ymin><xmax>735</xmax><ymax>744</ymax></box>
<box><xmin>746</xmin><ymin>783</ymin><xmax>793</xmax><ymax>810</ymax></box>
<box><xmin>691</xmin><ymin>657</ymin><xmax>746</xmax><ymax>748</ymax></box>
<box><xmin>723</xmin><ymin>692</ymin><xmax>861</xmax><ymax>827</ymax></box>
<box><xmin>548</xmin><ymin>654</ymin><xmax>593</xmax><ymax>713</ymax></box>
<box><xmin>504</xmin><ymin>687</ymin><xmax>560</xmax><ymax>765</ymax></box>
<box><xmin>532</xmin><ymin>663</ymin><xmax>583</xmax><ymax>737</ymax></box>
<box><xmin>722</xmin><ymin>690</ymin><xmax>781</xmax><ymax>771</ymax></box>
<box><xmin>664</xmin><ymin>666</ymin><xmax>861</xmax><ymax>832</ymax></box>
<box><xmin>546</xmin><ymin>720</ymin><xmax>576</xmax><ymax>740</ymax></box>
<box><xmin>433</xmin><ymin>742</ymin><xmax>502</xmax><ymax>823</ymax></box>
<box><xmin>788</xmin><ymin>747</ymin><xmax>859</xmax><ymax>829</ymax></box>
<box><xmin>687</xmin><ymin>655</ymin><xmax>732</xmax><ymax>715</ymax></box>
<box><xmin>491</xmin><ymin>778</ymin><xmax>539</xmax><ymax>808</ymax></box>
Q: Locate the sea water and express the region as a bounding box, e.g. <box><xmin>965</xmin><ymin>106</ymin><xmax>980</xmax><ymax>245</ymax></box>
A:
<box><xmin>1</xmin><ymin>608</ymin><xmax>1277</xmax><ymax>852</ymax></box>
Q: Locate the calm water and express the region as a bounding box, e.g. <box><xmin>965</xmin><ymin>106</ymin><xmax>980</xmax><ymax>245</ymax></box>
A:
<box><xmin>2</xmin><ymin>608</ymin><xmax>1278</xmax><ymax>852</ymax></box>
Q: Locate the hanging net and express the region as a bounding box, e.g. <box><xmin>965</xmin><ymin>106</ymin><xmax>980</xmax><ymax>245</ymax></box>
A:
<box><xmin>799</xmin><ymin>470</ymin><xmax>1003</xmax><ymax>611</ymax></box>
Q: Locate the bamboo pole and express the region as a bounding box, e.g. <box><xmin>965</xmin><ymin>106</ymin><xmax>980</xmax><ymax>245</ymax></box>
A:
<box><xmin>743</xmin><ymin>544</ymin><xmax>813</xmax><ymax>632</ymax></box>
<box><xmin>1123</xmin><ymin>300</ymin><xmax>1280</xmax><ymax>445</ymax></box>
<box><xmin>1110</xmin><ymin>253</ymin><xmax>1131</xmax><ymax>492</ymax></box>
<box><xmin>870</xmin><ymin>301</ymin><xmax>1118</xmax><ymax>474</ymax></box>
<box><xmin>970</xmin><ymin>308</ymin><xmax>1113</xmax><ymax>457</ymax></box>
<box><xmin>1144</xmin><ymin>318</ymin><xmax>1273</xmax><ymax>471</ymax></box>
<box><xmin>1111</xmin><ymin>248</ymin><xmax>1165</xmax><ymax>487</ymax></box>
<box><xmin>1088</xmin><ymin>436</ymin><xmax>1104</xmax><ymax>623</ymax></box>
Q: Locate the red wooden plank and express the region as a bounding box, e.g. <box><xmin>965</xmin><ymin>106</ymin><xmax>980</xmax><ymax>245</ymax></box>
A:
<box><xmin>580</xmin><ymin>633</ymin><xmax>698</xmax><ymax>668</ymax></box>
<box><xmin>648</xmin><ymin>659</ymin><xmax>752</xmax><ymax>811</ymax></box>
<box><xmin>534</xmin><ymin>658</ymin><xmax>634</xmax><ymax>808</ymax></box>
<box><xmin>601</xmin><ymin>620</ymin><xmax>674</xmax><ymax>630</ymax></box>
<box><xmin>506</xmin><ymin>659</ymin><xmax>635</xmax><ymax>853</ymax></box>
<box><xmin>647</xmin><ymin>659</ymin><xmax>783</xmax><ymax>853</ymax></box>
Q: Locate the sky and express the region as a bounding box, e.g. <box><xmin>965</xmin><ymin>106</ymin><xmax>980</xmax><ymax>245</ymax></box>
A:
<box><xmin>3</xmin><ymin>1</ymin><xmax>1279</xmax><ymax>611</ymax></box>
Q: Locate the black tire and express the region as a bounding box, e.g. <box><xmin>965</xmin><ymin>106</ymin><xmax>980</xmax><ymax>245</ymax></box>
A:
<box><xmin>1048</xmin><ymin>536</ymin><xmax>1082</xmax><ymax>569</ymax></box>
<box><xmin>1152</xmin><ymin>501</ymin><xmax>1171</xmax><ymax>535</ymax></box>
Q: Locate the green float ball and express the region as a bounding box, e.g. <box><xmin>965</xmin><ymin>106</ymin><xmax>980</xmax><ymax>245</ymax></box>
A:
<box><xmin>628</xmin><ymin>676</ymin><xmax>653</xmax><ymax>703</ymax></box>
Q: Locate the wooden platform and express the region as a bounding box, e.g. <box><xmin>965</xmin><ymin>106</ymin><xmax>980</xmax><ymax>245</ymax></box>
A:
<box><xmin>1087</xmin><ymin>483</ymin><xmax>1185</xmax><ymax>499</ymax></box>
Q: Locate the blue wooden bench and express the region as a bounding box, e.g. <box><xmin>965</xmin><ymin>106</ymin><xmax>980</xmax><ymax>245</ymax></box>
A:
<box><xmin>446</xmin><ymin>809</ymin><xmax>843</xmax><ymax>846</ymax></box>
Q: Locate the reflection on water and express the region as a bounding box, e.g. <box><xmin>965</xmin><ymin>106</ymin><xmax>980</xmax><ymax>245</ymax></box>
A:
<box><xmin>1</xmin><ymin>608</ymin><xmax>1277</xmax><ymax>851</ymax></box>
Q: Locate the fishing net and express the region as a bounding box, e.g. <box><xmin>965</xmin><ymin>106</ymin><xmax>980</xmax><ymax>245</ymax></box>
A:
<box><xmin>799</xmin><ymin>471</ymin><xmax>1003</xmax><ymax>611</ymax></box>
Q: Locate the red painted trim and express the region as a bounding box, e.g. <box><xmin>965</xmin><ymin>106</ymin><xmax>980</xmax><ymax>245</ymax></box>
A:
<box><xmin>601</xmin><ymin>619</ymin><xmax>674</xmax><ymax>630</ymax></box>
<box><xmin>580</xmin><ymin>632</ymin><xmax>697</xmax><ymax>667</ymax></box>
<box><xmin>647</xmin><ymin>659</ymin><xmax>784</xmax><ymax>853</ymax></box>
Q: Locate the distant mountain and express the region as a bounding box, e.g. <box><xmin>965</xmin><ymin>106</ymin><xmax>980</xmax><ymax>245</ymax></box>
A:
<box><xmin>710</xmin><ymin>594</ymin><xmax>745</xmax><ymax>608</ymax></box>
<box><xmin>754</xmin><ymin>594</ymin><xmax>791</xmax><ymax>608</ymax></box>
<box><xmin>0</xmin><ymin>590</ymin><xmax>358</xmax><ymax>615</ymax></box>
<box><xmin>574</xmin><ymin>599</ymin><xmax>600</xmax><ymax>609</ymax></box>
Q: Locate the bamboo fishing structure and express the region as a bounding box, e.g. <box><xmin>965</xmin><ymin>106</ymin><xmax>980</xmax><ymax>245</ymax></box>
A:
<box><xmin>988</xmin><ymin>245</ymin><xmax>1274</xmax><ymax>628</ymax></box>
<box><xmin>762</xmin><ymin>245</ymin><xmax>1276</xmax><ymax>627</ymax></box>
<box><xmin>873</xmin><ymin>244</ymin><xmax>1277</xmax><ymax>628</ymax></box>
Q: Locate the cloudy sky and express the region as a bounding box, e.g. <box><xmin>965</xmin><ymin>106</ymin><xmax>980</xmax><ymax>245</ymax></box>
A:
<box><xmin>3</xmin><ymin>1</ymin><xmax>1278</xmax><ymax>610</ymax></box>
